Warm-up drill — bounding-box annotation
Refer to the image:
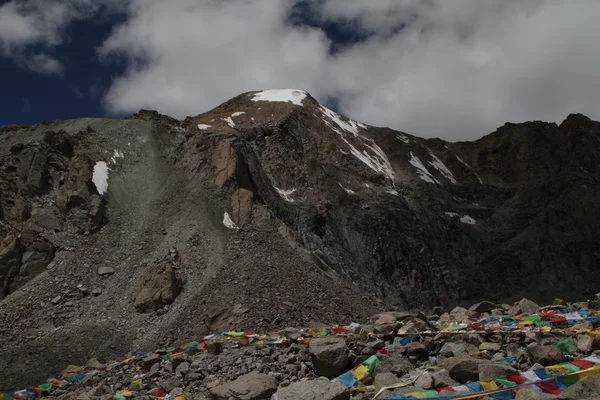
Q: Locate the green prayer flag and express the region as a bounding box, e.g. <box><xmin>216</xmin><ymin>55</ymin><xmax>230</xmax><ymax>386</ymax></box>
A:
<box><xmin>422</xmin><ymin>390</ymin><xmax>439</xmax><ymax>398</ymax></box>
<box><xmin>555</xmin><ymin>337</ymin><xmax>575</xmax><ymax>355</ymax></box>
<box><xmin>494</xmin><ymin>376</ymin><xmax>516</xmax><ymax>387</ymax></box>
<box><xmin>558</xmin><ymin>363</ymin><xmax>581</xmax><ymax>373</ymax></box>
<box><xmin>362</xmin><ymin>355</ymin><xmax>381</xmax><ymax>372</ymax></box>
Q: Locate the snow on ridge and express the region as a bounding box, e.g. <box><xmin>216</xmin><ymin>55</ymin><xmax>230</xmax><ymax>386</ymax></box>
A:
<box><xmin>231</xmin><ymin>112</ymin><xmax>245</xmax><ymax>117</ymax></box>
<box><xmin>222</xmin><ymin>117</ymin><xmax>235</xmax><ymax>128</ymax></box>
<box><xmin>456</xmin><ymin>155</ymin><xmax>483</xmax><ymax>184</ymax></box>
<box><xmin>275</xmin><ymin>187</ymin><xmax>297</xmax><ymax>202</ymax></box>
<box><xmin>223</xmin><ymin>212</ymin><xmax>238</xmax><ymax>229</ymax></box>
<box><xmin>251</xmin><ymin>89</ymin><xmax>306</xmax><ymax>106</ymax></box>
<box><xmin>320</xmin><ymin>106</ymin><xmax>394</xmax><ymax>181</ymax></box>
<box><xmin>338</xmin><ymin>183</ymin><xmax>355</xmax><ymax>194</ymax></box>
<box><xmin>428</xmin><ymin>152</ymin><xmax>457</xmax><ymax>184</ymax></box>
<box><xmin>396</xmin><ymin>133</ymin><xmax>410</xmax><ymax>144</ymax></box>
<box><xmin>460</xmin><ymin>215</ymin><xmax>477</xmax><ymax>224</ymax></box>
<box><xmin>92</xmin><ymin>161</ymin><xmax>109</xmax><ymax>195</ymax></box>
<box><xmin>445</xmin><ymin>212</ymin><xmax>477</xmax><ymax>225</ymax></box>
<box><xmin>198</xmin><ymin>124</ymin><xmax>211</xmax><ymax>130</ymax></box>
<box><xmin>320</xmin><ymin>105</ymin><xmax>359</xmax><ymax>137</ymax></box>
<box><xmin>409</xmin><ymin>153</ymin><xmax>438</xmax><ymax>184</ymax></box>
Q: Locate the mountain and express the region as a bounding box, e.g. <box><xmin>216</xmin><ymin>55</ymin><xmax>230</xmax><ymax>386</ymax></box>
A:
<box><xmin>1</xmin><ymin>89</ymin><xmax>599</xmax><ymax>390</ymax></box>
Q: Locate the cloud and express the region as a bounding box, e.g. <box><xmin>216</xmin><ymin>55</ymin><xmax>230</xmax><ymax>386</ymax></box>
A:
<box><xmin>0</xmin><ymin>0</ymin><xmax>121</xmax><ymax>74</ymax></box>
<box><xmin>97</xmin><ymin>0</ymin><xmax>600</xmax><ymax>140</ymax></box>
<box><xmin>98</xmin><ymin>0</ymin><xmax>331</xmax><ymax>117</ymax></box>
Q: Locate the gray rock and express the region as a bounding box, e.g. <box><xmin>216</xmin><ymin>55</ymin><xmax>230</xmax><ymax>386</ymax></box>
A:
<box><xmin>479</xmin><ymin>342</ymin><xmax>502</xmax><ymax>352</ymax></box>
<box><xmin>514</xmin><ymin>388</ymin><xmax>557</xmax><ymax>399</ymax></box>
<box><xmin>432</xmin><ymin>372</ymin><xmax>458</xmax><ymax>389</ymax></box>
<box><xmin>443</xmin><ymin>357</ymin><xmax>489</xmax><ymax>383</ymax></box>
<box><xmin>142</xmin><ymin>353</ymin><xmax>162</xmax><ymax>369</ymax></box>
<box><xmin>97</xmin><ymin>266</ymin><xmax>115</xmax><ymax>276</ymax></box>
<box><xmin>406</xmin><ymin>342</ymin><xmax>428</xmax><ymax>358</ymax></box>
<box><xmin>210</xmin><ymin>371</ymin><xmax>277</xmax><ymax>400</ymax></box>
<box><xmin>478</xmin><ymin>362</ymin><xmax>517</xmax><ymax>381</ymax></box>
<box><xmin>309</xmin><ymin>337</ymin><xmax>349</xmax><ymax>378</ymax></box>
<box><xmin>207</xmin><ymin>341</ymin><xmax>224</xmax><ymax>355</ymax></box>
<box><xmin>528</xmin><ymin>345</ymin><xmax>564</xmax><ymax>366</ymax></box>
<box><xmin>509</xmin><ymin>298</ymin><xmax>539</xmax><ymax>315</ymax></box>
<box><xmin>577</xmin><ymin>335</ymin><xmax>593</xmax><ymax>354</ymax></box>
<box><xmin>415</xmin><ymin>374</ymin><xmax>433</xmax><ymax>390</ymax></box>
<box><xmin>160</xmin><ymin>377</ymin><xmax>181</xmax><ymax>393</ymax></box>
<box><xmin>271</xmin><ymin>379</ymin><xmax>349</xmax><ymax>400</ymax></box>
<box><xmin>558</xmin><ymin>374</ymin><xmax>600</xmax><ymax>399</ymax></box>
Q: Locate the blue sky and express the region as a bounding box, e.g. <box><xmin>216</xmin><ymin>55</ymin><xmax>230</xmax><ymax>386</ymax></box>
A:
<box><xmin>2</xmin><ymin>0</ymin><xmax>600</xmax><ymax>140</ymax></box>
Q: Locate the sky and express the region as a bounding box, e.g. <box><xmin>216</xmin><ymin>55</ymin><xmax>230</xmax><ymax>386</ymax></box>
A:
<box><xmin>1</xmin><ymin>0</ymin><xmax>600</xmax><ymax>141</ymax></box>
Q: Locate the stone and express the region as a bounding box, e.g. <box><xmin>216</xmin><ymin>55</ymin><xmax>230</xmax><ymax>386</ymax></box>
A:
<box><xmin>515</xmin><ymin>388</ymin><xmax>557</xmax><ymax>399</ymax></box>
<box><xmin>309</xmin><ymin>337</ymin><xmax>349</xmax><ymax>378</ymax></box>
<box><xmin>479</xmin><ymin>342</ymin><xmax>502</xmax><ymax>352</ymax></box>
<box><xmin>415</xmin><ymin>374</ymin><xmax>433</xmax><ymax>390</ymax></box>
<box><xmin>432</xmin><ymin>372</ymin><xmax>458</xmax><ymax>389</ymax></box>
<box><xmin>175</xmin><ymin>361</ymin><xmax>189</xmax><ymax>378</ymax></box>
<box><xmin>271</xmin><ymin>379</ymin><xmax>349</xmax><ymax>400</ymax></box>
<box><xmin>85</xmin><ymin>358</ymin><xmax>103</xmax><ymax>369</ymax></box>
<box><xmin>186</xmin><ymin>372</ymin><xmax>204</xmax><ymax>382</ymax></box>
<box><xmin>91</xmin><ymin>288</ymin><xmax>102</xmax><ymax>296</ymax></box>
<box><xmin>142</xmin><ymin>354</ymin><xmax>162</xmax><ymax>369</ymax></box>
<box><xmin>528</xmin><ymin>345</ymin><xmax>564</xmax><ymax>366</ymax></box>
<box><xmin>390</xmin><ymin>358</ymin><xmax>413</xmax><ymax>378</ymax></box>
<box><xmin>374</xmin><ymin>372</ymin><xmax>400</xmax><ymax>389</ymax></box>
<box><xmin>557</xmin><ymin>375</ymin><xmax>600</xmax><ymax>399</ymax></box>
<box><xmin>577</xmin><ymin>335</ymin><xmax>593</xmax><ymax>354</ymax></box>
<box><xmin>478</xmin><ymin>363</ymin><xmax>518</xmax><ymax>381</ymax></box>
<box><xmin>160</xmin><ymin>377</ymin><xmax>181</xmax><ymax>393</ymax></box>
<box><xmin>51</xmin><ymin>295</ymin><xmax>62</xmax><ymax>305</ymax></box>
<box><xmin>443</xmin><ymin>357</ymin><xmax>489</xmax><ymax>383</ymax></box>
<box><xmin>509</xmin><ymin>298</ymin><xmax>539</xmax><ymax>315</ymax></box>
<box><xmin>406</xmin><ymin>342</ymin><xmax>428</xmax><ymax>358</ymax></box>
<box><xmin>207</xmin><ymin>342</ymin><xmax>223</xmax><ymax>355</ymax></box>
<box><xmin>97</xmin><ymin>266</ymin><xmax>115</xmax><ymax>276</ymax></box>
<box><xmin>209</xmin><ymin>371</ymin><xmax>277</xmax><ymax>400</ymax></box>
<box><xmin>372</xmin><ymin>313</ymin><xmax>400</xmax><ymax>336</ymax></box>
<box><xmin>131</xmin><ymin>261</ymin><xmax>180</xmax><ymax>312</ymax></box>
<box><xmin>468</xmin><ymin>301</ymin><xmax>497</xmax><ymax>314</ymax></box>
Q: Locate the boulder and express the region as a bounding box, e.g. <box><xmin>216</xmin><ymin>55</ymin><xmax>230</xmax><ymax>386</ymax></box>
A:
<box><xmin>515</xmin><ymin>389</ymin><xmax>556</xmax><ymax>400</ymax></box>
<box><xmin>372</xmin><ymin>313</ymin><xmax>400</xmax><ymax>336</ymax></box>
<box><xmin>478</xmin><ymin>363</ymin><xmax>518</xmax><ymax>381</ymax></box>
<box><xmin>309</xmin><ymin>337</ymin><xmax>349</xmax><ymax>378</ymax></box>
<box><xmin>415</xmin><ymin>374</ymin><xmax>433</xmax><ymax>390</ymax></box>
<box><xmin>97</xmin><ymin>266</ymin><xmax>115</xmax><ymax>276</ymax></box>
<box><xmin>509</xmin><ymin>298</ymin><xmax>539</xmax><ymax>315</ymax></box>
<box><xmin>443</xmin><ymin>357</ymin><xmax>489</xmax><ymax>383</ymax></box>
<box><xmin>577</xmin><ymin>335</ymin><xmax>593</xmax><ymax>354</ymax></box>
<box><xmin>432</xmin><ymin>372</ymin><xmax>458</xmax><ymax>389</ymax></box>
<box><xmin>131</xmin><ymin>261</ymin><xmax>180</xmax><ymax>312</ymax></box>
<box><xmin>557</xmin><ymin>375</ymin><xmax>600</xmax><ymax>399</ymax></box>
<box><xmin>406</xmin><ymin>342</ymin><xmax>428</xmax><ymax>358</ymax></box>
<box><xmin>479</xmin><ymin>342</ymin><xmax>502</xmax><ymax>352</ymax></box>
<box><xmin>210</xmin><ymin>371</ymin><xmax>277</xmax><ymax>400</ymax></box>
<box><xmin>528</xmin><ymin>345</ymin><xmax>564</xmax><ymax>366</ymax></box>
<box><xmin>271</xmin><ymin>379</ymin><xmax>349</xmax><ymax>400</ymax></box>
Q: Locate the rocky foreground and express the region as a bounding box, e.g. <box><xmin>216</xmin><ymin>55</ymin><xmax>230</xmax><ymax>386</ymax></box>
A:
<box><xmin>6</xmin><ymin>296</ymin><xmax>600</xmax><ymax>400</ymax></box>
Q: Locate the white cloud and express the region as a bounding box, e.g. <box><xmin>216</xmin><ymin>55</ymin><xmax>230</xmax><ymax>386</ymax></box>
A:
<box><xmin>21</xmin><ymin>53</ymin><xmax>64</xmax><ymax>75</ymax></box>
<box><xmin>4</xmin><ymin>0</ymin><xmax>600</xmax><ymax>140</ymax></box>
<box><xmin>0</xmin><ymin>0</ymin><xmax>120</xmax><ymax>74</ymax></box>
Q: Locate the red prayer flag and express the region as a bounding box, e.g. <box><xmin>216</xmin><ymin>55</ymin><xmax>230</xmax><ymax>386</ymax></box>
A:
<box><xmin>332</xmin><ymin>326</ymin><xmax>346</xmax><ymax>334</ymax></box>
<box><xmin>507</xmin><ymin>373</ymin><xmax>525</xmax><ymax>384</ymax></box>
<box><xmin>569</xmin><ymin>360</ymin><xmax>594</xmax><ymax>370</ymax></box>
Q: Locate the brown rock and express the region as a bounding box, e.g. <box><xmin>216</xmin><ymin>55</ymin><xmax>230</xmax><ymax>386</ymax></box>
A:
<box><xmin>131</xmin><ymin>261</ymin><xmax>180</xmax><ymax>312</ymax></box>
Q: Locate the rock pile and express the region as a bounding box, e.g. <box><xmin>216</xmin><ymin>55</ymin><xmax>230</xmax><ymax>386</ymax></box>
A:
<box><xmin>7</xmin><ymin>296</ymin><xmax>600</xmax><ymax>400</ymax></box>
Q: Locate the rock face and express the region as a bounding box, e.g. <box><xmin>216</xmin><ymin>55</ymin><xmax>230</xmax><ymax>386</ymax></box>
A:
<box><xmin>2</xmin><ymin>90</ymin><xmax>600</xmax><ymax>390</ymax></box>
<box><xmin>309</xmin><ymin>337</ymin><xmax>349</xmax><ymax>378</ymax></box>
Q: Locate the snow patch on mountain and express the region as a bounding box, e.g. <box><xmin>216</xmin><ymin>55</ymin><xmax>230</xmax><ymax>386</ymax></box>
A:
<box><xmin>251</xmin><ymin>89</ymin><xmax>306</xmax><ymax>106</ymax></box>
<box><xmin>222</xmin><ymin>117</ymin><xmax>235</xmax><ymax>128</ymax></box>
<box><xmin>92</xmin><ymin>161</ymin><xmax>109</xmax><ymax>195</ymax></box>
<box><xmin>428</xmin><ymin>153</ymin><xmax>456</xmax><ymax>184</ymax></box>
<box><xmin>197</xmin><ymin>124</ymin><xmax>211</xmax><ymax>130</ymax></box>
<box><xmin>410</xmin><ymin>153</ymin><xmax>438</xmax><ymax>184</ymax></box>
<box><xmin>275</xmin><ymin>187</ymin><xmax>297</xmax><ymax>202</ymax></box>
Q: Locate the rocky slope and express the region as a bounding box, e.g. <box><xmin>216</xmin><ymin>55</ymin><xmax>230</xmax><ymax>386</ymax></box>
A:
<box><xmin>1</xmin><ymin>89</ymin><xmax>600</xmax><ymax>390</ymax></box>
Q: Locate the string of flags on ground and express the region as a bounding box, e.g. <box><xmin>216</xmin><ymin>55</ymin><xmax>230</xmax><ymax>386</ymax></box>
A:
<box><xmin>2</xmin><ymin>309</ymin><xmax>599</xmax><ymax>399</ymax></box>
